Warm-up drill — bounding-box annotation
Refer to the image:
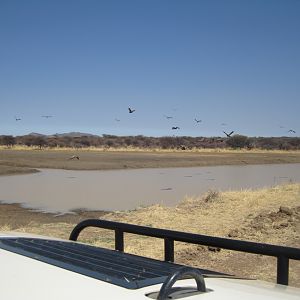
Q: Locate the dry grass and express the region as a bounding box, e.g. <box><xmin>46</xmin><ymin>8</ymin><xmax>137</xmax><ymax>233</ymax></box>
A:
<box><xmin>2</xmin><ymin>144</ymin><xmax>300</xmax><ymax>154</ymax></box>
<box><xmin>103</xmin><ymin>183</ymin><xmax>300</xmax><ymax>240</ymax></box>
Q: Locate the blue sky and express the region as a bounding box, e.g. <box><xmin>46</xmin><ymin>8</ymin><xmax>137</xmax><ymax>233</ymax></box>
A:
<box><xmin>1</xmin><ymin>0</ymin><xmax>299</xmax><ymax>137</ymax></box>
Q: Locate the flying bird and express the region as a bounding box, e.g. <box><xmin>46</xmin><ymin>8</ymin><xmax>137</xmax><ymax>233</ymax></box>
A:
<box><xmin>115</xmin><ymin>118</ymin><xmax>120</xmax><ymax>122</ymax></box>
<box><xmin>164</xmin><ymin>115</ymin><xmax>173</xmax><ymax>119</ymax></box>
<box><xmin>223</xmin><ymin>131</ymin><xmax>234</xmax><ymax>137</ymax></box>
<box><xmin>194</xmin><ymin>118</ymin><xmax>202</xmax><ymax>123</ymax></box>
<box><xmin>172</xmin><ymin>126</ymin><xmax>180</xmax><ymax>130</ymax></box>
<box><xmin>128</xmin><ymin>107</ymin><xmax>135</xmax><ymax>113</ymax></box>
<box><xmin>14</xmin><ymin>116</ymin><xmax>21</xmax><ymax>121</ymax></box>
<box><xmin>288</xmin><ymin>129</ymin><xmax>296</xmax><ymax>133</ymax></box>
<box><xmin>41</xmin><ymin>115</ymin><xmax>53</xmax><ymax>118</ymax></box>
<box><xmin>68</xmin><ymin>155</ymin><xmax>80</xmax><ymax>160</ymax></box>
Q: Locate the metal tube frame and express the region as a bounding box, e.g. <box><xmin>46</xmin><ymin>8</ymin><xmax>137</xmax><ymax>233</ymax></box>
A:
<box><xmin>69</xmin><ymin>219</ymin><xmax>300</xmax><ymax>286</ymax></box>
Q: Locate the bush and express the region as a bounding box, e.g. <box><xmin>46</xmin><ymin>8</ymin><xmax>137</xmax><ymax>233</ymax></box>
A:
<box><xmin>0</xmin><ymin>135</ymin><xmax>15</xmax><ymax>147</ymax></box>
<box><xmin>226</xmin><ymin>134</ymin><xmax>250</xmax><ymax>149</ymax></box>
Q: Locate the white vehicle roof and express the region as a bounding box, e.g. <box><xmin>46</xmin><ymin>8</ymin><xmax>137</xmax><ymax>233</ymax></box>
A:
<box><xmin>0</xmin><ymin>232</ymin><xmax>299</xmax><ymax>300</ymax></box>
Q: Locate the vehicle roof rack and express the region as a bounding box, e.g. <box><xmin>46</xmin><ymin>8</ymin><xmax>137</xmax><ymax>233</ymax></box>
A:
<box><xmin>0</xmin><ymin>236</ymin><xmax>223</xmax><ymax>289</ymax></box>
<box><xmin>69</xmin><ymin>218</ymin><xmax>300</xmax><ymax>286</ymax></box>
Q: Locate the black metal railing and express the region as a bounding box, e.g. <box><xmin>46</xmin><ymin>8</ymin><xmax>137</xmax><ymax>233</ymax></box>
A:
<box><xmin>69</xmin><ymin>219</ymin><xmax>300</xmax><ymax>286</ymax></box>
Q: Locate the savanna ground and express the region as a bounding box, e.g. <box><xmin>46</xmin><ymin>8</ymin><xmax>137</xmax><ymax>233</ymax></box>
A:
<box><xmin>0</xmin><ymin>147</ymin><xmax>300</xmax><ymax>287</ymax></box>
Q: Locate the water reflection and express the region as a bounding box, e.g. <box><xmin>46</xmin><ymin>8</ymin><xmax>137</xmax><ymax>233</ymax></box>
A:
<box><xmin>0</xmin><ymin>163</ymin><xmax>299</xmax><ymax>214</ymax></box>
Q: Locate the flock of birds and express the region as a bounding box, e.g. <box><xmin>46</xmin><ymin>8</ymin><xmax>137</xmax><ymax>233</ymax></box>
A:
<box><xmin>128</xmin><ymin>107</ymin><xmax>213</xmax><ymax>132</ymax></box>
<box><xmin>14</xmin><ymin>107</ymin><xmax>297</xmax><ymax>137</ymax></box>
<box><xmin>12</xmin><ymin>107</ymin><xmax>297</xmax><ymax>163</ymax></box>
<box><xmin>125</xmin><ymin>107</ymin><xmax>297</xmax><ymax>136</ymax></box>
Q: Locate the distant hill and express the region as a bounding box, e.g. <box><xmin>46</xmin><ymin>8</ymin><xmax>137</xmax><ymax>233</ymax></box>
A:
<box><xmin>53</xmin><ymin>132</ymin><xmax>100</xmax><ymax>138</ymax></box>
<box><xmin>28</xmin><ymin>132</ymin><xmax>47</xmax><ymax>137</ymax></box>
<box><xmin>26</xmin><ymin>132</ymin><xmax>100</xmax><ymax>138</ymax></box>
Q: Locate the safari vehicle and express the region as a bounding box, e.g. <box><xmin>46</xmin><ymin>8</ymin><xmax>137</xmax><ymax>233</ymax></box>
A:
<box><xmin>1</xmin><ymin>219</ymin><xmax>300</xmax><ymax>299</ymax></box>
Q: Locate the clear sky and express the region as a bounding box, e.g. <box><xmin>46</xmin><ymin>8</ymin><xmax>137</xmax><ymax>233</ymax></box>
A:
<box><xmin>1</xmin><ymin>0</ymin><xmax>299</xmax><ymax>137</ymax></box>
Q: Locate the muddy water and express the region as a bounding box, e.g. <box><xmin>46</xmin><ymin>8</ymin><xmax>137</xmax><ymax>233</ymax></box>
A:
<box><xmin>0</xmin><ymin>163</ymin><xmax>299</xmax><ymax>214</ymax></box>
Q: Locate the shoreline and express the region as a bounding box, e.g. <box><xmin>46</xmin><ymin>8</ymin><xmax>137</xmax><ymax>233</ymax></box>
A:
<box><xmin>1</xmin><ymin>183</ymin><xmax>299</xmax><ymax>287</ymax></box>
<box><xmin>0</xmin><ymin>202</ymin><xmax>109</xmax><ymax>229</ymax></box>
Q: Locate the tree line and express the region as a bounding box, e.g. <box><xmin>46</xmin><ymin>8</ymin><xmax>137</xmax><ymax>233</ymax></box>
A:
<box><xmin>0</xmin><ymin>134</ymin><xmax>299</xmax><ymax>150</ymax></box>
